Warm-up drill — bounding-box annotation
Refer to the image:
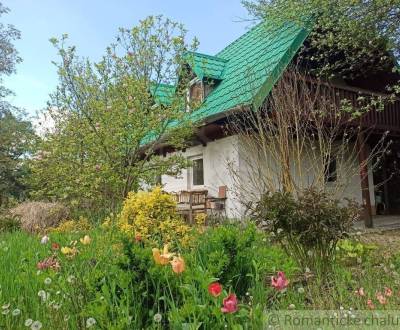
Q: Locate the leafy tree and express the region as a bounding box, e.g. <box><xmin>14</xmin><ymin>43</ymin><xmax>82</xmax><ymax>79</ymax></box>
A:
<box><xmin>29</xmin><ymin>16</ymin><xmax>197</xmax><ymax>210</ymax></box>
<box><xmin>242</xmin><ymin>0</ymin><xmax>400</xmax><ymax>82</ymax></box>
<box><xmin>0</xmin><ymin>3</ymin><xmax>34</xmax><ymax>206</ymax></box>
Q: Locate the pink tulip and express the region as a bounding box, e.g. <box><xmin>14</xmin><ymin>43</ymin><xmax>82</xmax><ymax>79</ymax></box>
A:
<box><xmin>376</xmin><ymin>292</ymin><xmax>387</xmax><ymax>305</ymax></box>
<box><xmin>367</xmin><ymin>299</ymin><xmax>375</xmax><ymax>310</ymax></box>
<box><xmin>355</xmin><ymin>287</ymin><xmax>365</xmax><ymax>296</ymax></box>
<box><xmin>385</xmin><ymin>287</ymin><xmax>393</xmax><ymax>297</ymax></box>
<box><xmin>271</xmin><ymin>271</ymin><xmax>289</xmax><ymax>291</ymax></box>
<box><xmin>221</xmin><ymin>293</ymin><xmax>238</xmax><ymax>313</ymax></box>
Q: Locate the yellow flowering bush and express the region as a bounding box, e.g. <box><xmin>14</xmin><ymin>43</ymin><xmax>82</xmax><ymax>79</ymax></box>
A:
<box><xmin>50</xmin><ymin>216</ymin><xmax>92</xmax><ymax>233</ymax></box>
<box><xmin>117</xmin><ymin>187</ymin><xmax>192</xmax><ymax>245</ymax></box>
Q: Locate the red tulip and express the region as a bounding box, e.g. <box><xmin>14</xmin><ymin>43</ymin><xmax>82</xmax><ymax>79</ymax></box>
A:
<box><xmin>208</xmin><ymin>282</ymin><xmax>222</xmax><ymax>297</ymax></box>
<box><xmin>51</xmin><ymin>242</ymin><xmax>60</xmax><ymax>250</ymax></box>
<box><xmin>221</xmin><ymin>293</ymin><xmax>238</xmax><ymax>313</ymax></box>
<box><xmin>271</xmin><ymin>271</ymin><xmax>289</xmax><ymax>291</ymax></box>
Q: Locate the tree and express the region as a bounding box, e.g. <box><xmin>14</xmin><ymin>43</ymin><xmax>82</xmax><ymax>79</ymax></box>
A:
<box><xmin>0</xmin><ymin>3</ymin><xmax>34</xmax><ymax>206</ymax></box>
<box><xmin>29</xmin><ymin>16</ymin><xmax>197</xmax><ymax>210</ymax></box>
<box><xmin>227</xmin><ymin>68</ymin><xmax>388</xmax><ymax>211</ymax></box>
<box><xmin>242</xmin><ymin>0</ymin><xmax>400</xmax><ymax>83</ymax></box>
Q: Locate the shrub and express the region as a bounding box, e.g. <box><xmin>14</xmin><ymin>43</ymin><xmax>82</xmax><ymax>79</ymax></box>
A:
<box><xmin>10</xmin><ymin>202</ymin><xmax>69</xmax><ymax>233</ymax></box>
<box><xmin>50</xmin><ymin>216</ymin><xmax>92</xmax><ymax>233</ymax></box>
<box><xmin>116</xmin><ymin>187</ymin><xmax>192</xmax><ymax>245</ymax></box>
<box><xmin>0</xmin><ymin>212</ymin><xmax>20</xmax><ymax>232</ymax></box>
<box><xmin>194</xmin><ymin>222</ymin><xmax>296</xmax><ymax>297</ymax></box>
<box><xmin>252</xmin><ymin>189</ymin><xmax>360</xmax><ymax>276</ymax></box>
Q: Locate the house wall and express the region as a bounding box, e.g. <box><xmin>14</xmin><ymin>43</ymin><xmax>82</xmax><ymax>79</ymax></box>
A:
<box><xmin>162</xmin><ymin>134</ymin><xmax>375</xmax><ymax>218</ymax></box>
<box><xmin>161</xmin><ymin>135</ymin><xmax>243</xmax><ymax>218</ymax></box>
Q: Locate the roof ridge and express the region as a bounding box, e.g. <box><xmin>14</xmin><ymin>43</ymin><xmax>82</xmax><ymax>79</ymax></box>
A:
<box><xmin>185</xmin><ymin>51</ymin><xmax>228</xmax><ymax>62</ymax></box>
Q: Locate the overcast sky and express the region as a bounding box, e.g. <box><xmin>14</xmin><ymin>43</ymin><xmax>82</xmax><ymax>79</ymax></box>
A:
<box><xmin>2</xmin><ymin>0</ymin><xmax>251</xmax><ymax>115</ymax></box>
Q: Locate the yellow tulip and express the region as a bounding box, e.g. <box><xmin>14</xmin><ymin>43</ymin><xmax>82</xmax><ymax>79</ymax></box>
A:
<box><xmin>61</xmin><ymin>246</ymin><xmax>77</xmax><ymax>256</ymax></box>
<box><xmin>80</xmin><ymin>235</ymin><xmax>91</xmax><ymax>245</ymax></box>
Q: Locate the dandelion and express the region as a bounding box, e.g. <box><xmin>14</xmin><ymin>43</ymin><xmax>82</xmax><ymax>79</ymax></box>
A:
<box><xmin>37</xmin><ymin>290</ymin><xmax>48</xmax><ymax>302</ymax></box>
<box><xmin>31</xmin><ymin>320</ymin><xmax>43</xmax><ymax>330</ymax></box>
<box><xmin>208</xmin><ymin>282</ymin><xmax>223</xmax><ymax>297</ymax></box>
<box><xmin>297</xmin><ymin>287</ymin><xmax>305</xmax><ymax>294</ymax></box>
<box><xmin>40</xmin><ymin>235</ymin><xmax>49</xmax><ymax>244</ymax></box>
<box><xmin>86</xmin><ymin>317</ymin><xmax>96</xmax><ymax>328</ymax></box>
<box><xmin>63</xmin><ymin>315</ymin><xmax>70</xmax><ymax>322</ymax></box>
<box><xmin>25</xmin><ymin>319</ymin><xmax>33</xmax><ymax>326</ymax></box>
<box><xmin>12</xmin><ymin>309</ymin><xmax>21</xmax><ymax>316</ymax></box>
<box><xmin>2</xmin><ymin>303</ymin><xmax>10</xmax><ymax>309</ymax></box>
<box><xmin>288</xmin><ymin>304</ymin><xmax>296</xmax><ymax>310</ymax></box>
<box><xmin>67</xmin><ymin>275</ymin><xmax>76</xmax><ymax>283</ymax></box>
<box><xmin>153</xmin><ymin>313</ymin><xmax>162</xmax><ymax>323</ymax></box>
<box><xmin>271</xmin><ymin>271</ymin><xmax>289</xmax><ymax>291</ymax></box>
<box><xmin>44</xmin><ymin>277</ymin><xmax>52</xmax><ymax>285</ymax></box>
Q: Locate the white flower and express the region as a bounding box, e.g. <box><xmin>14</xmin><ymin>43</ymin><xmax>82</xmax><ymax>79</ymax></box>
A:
<box><xmin>31</xmin><ymin>320</ymin><xmax>43</xmax><ymax>330</ymax></box>
<box><xmin>288</xmin><ymin>303</ymin><xmax>296</xmax><ymax>310</ymax></box>
<box><xmin>297</xmin><ymin>287</ymin><xmax>305</xmax><ymax>294</ymax></box>
<box><xmin>12</xmin><ymin>309</ymin><xmax>21</xmax><ymax>316</ymax></box>
<box><xmin>2</xmin><ymin>309</ymin><xmax>9</xmax><ymax>315</ymax></box>
<box><xmin>276</xmin><ymin>228</ymin><xmax>283</xmax><ymax>234</ymax></box>
<box><xmin>86</xmin><ymin>317</ymin><xmax>96</xmax><ymax>328</ymax></box>
<box><xmin>44</xmin><ymin>277</ymin><xmax>52</xmax><ymax>285</ymax></box>
<box><xmin>40</xmin><ymin>235</ymin><xmax>49</xmax><ymax>244</ymax></box>
<box><xmin>2</xmin><ymin>303</ymin><xmax>10</xmax><ymax>309</ymax></box>
<box><xmin>52</xmin><ymin>303</ymin><xmax>62</xmax><ymax>310</ymax></box>
<box><xmin>25</xmin><ymin>319</ymin><xmax>33</xmax><ymax>326</ymax></box>
<box><xmin>63</xmin><ymin>315</ymin><xmax>70</xmax><ymax>322</ymax></box>
<box><xmin>37</xmin><ymin>290</ymin><xmax>48</xmax><ymax>302</ymax></box>
<box><xmin>153</xmin><ymin>313</ymin><xmax>162</xmax><ymax>323</ymax></box>
<box><xmin>67</xmin><ymin>275</ymin><xmax>76</xmax><ymax>283</ymax></box>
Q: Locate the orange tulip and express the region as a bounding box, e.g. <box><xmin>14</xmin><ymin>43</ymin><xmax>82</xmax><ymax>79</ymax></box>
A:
<box><xmin>152</xmin><ymin>244</ymin><xmax>174</xmax><ymax>265</ymax></box>
<box><xmin>170</xmin><ymin>256</ymin><xmax>185</xmax><ymax>274</ymax></box>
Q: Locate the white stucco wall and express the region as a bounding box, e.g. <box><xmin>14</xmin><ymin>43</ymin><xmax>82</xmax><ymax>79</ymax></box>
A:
<box><xmin>162</xmin><ymin>134</ymin><xmax>375</xmax><ymax>218</ymax></box>
<box><xmin>162</xmin><ymin>135</ymin><xmax>243</xmax><ymax>218</ymax></box>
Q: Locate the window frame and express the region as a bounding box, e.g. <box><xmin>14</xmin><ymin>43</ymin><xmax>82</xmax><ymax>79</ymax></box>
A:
<box><xmin>189</xmin><ymin>155</ymin><xmax>204</xmax><ymax>188</ymax></box>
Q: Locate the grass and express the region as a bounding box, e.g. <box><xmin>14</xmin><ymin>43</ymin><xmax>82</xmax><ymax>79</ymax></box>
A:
<box><xmin>1</xmin><ymin>227</ymin><xmax>400</xmax><ymax>329</ymax></box>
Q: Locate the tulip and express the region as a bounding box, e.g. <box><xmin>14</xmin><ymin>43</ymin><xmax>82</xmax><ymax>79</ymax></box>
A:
<box><xmin>170</xmin><ymin>256</ymin><xmax>185</xmax><ymax>274</ymax></box>
<box><xmin>354</xmin><ymin>287</ymin><xmax>365</xmax><ymax>296</ymax></box>
<box><xmin>80</xmin><ymin>235</ymin><xmax>91</xmax><ymax>245</ymax></box>
<box><xmin>385</xmin><ymin>287</ymin><xmax>393</xmax><ymax>297</ymax></box>
<box><xmin>367</xmin><ymin>299</ymin><xmax>375</xmax><ymax>310</ymax></box>
<box><xmin>221</xmin><ymin>293</ymin><xmax>238</xmax><ymax>313</ymax></box>
<box><xmin>376</xmin><ymin>292</ymin><xmax>387</xmax><ymax>305</ymax></box>
<box><xmin>51</xmin><ymin>242</ymin><xmax>60</xmax><ymax>250</ymax></box>
<box><xmin>208</xmin><ymin>282</ymin><xmax>223</xmax><ymax>297</ymax></box>
<box><xmin>271</xmin><ymin>271</ymin><xmax>289</xmax><ymax>291</ymax></box>
<box><xmin>152</xmin><ymin>244</ymin><xmax>174</xmax><ymax>265</ymax></box>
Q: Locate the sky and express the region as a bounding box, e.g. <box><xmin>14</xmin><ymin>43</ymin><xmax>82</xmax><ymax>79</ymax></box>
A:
<box><xmin>2</xmin><ymin>0</ymin><xmax>251</xmax><ymax>115</ymax></box>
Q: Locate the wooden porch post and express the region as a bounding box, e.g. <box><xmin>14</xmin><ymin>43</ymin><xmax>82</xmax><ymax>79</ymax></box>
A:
<box><xmin>357</xmin><ymin>132</ymin><xmax>373</xmax><ymax>228</ymax></box>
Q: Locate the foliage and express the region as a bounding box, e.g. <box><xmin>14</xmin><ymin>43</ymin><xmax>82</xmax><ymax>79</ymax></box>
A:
<box><xmin>336</xmin><ymin>238</ymin><xmax>377</xmax><ymax>265</ymax></box>
<box><xmin>50</xmin><ymin>217</ymin><xmax>92</xmax><ymax>234</ymax></box>
<box><xmin>28</xmin><ymin>15</ymin><xmax>198</xmax><ymax>211</ymax></box>
<box><xmin>194</xmin><ymin>223</ymin><xmax>296</xmax><ymax>297</ymax></box>
<box><xmin>252</xmin><ymin>189</ymin><xmax>359</xmax><ymax>277</ymax></box>
<box><xmin>0</xmin><ymin>212</ymin><xmax>20</xmax><ymax>233</ymax></box>
<box><xmin>0</xmin><ymin>109</ymin><xmax>36</xmax><ymax>206</ymax></box>
<box><xmin>115</xmin><ymin>187</ymin><xmax>192</xmax><ymax>246</ymax></box>
<box><xmin>243</xmin><ymin>0</ymin><xmax>400</xmax><ymax>82</ymax></box>
<box><xmin>0</xmin><ymin>2</ymin><xmax>22</xmax><ymax>110</ymax></box>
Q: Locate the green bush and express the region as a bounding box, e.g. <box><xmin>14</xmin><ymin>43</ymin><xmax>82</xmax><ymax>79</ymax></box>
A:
<box><xmin>0</xmin><ymin>213</ymin><xmax>20</xmax><ymax>232</ymax></box>
<box><xmin>252</xmin><ymin>189</ymin><xmax>360</xmax><ymax>277</ymax></box>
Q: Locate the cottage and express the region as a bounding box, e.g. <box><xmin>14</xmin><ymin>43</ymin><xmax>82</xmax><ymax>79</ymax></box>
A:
<box><xmin>151</xmin><ymin>21</ymin><xmax>400</xmax><ymax>227</ymax></box>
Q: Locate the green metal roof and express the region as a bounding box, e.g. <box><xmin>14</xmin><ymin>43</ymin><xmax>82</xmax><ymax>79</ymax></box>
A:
<box><xmin>190</xmin><ymin>21</ymin><xmax>309</xmax><ymax>122</ymax></box>
<box><xmin>150</xmin><ymin>83</ymin><xmax>175</xmax><ymax>106</ymax></box>
<box><xmin>151</xmin><ymin>21</ymin><xmax>309</xmax><ymax>122</ymax></box>
<box><xmin>184</xmin><ymin>51</ymin><xmax>227</xmax><ymax>80</ymax></box>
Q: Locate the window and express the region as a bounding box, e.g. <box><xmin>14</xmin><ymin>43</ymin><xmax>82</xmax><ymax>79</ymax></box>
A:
<box><xmin>186</xmin><ymin>78</ymin><xmax>203</xmax><ymax>112</ymax></box>
<box><xmin>192</xmin><ymin>158</ymin><xmax>204</xmax><ymax>186</ymax></box>
<box><xmin>324</xmin><ymin>157</ymin><xmax>337</xmax><ymax>183</ymax></box>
